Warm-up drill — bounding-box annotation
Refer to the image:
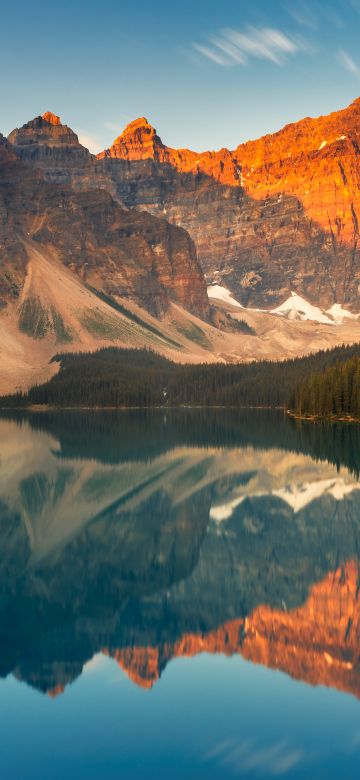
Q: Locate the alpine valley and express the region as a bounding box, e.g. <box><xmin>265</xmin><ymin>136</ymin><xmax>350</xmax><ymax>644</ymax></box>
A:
<box><xmin>3</xmin><ymin>98</ymin><xmax>360</xmax><ymax>392</ymax></box>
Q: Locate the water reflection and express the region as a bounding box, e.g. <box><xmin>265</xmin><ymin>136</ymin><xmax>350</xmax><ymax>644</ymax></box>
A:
<box><xmin>0</xmin><ymin>409</ymin><xmax>360</xmax><ymax>700</ymax></box>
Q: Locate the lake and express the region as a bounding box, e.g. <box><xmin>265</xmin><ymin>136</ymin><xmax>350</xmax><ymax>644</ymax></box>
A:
<box><xmin>0</xmin><ymin>409</ymin><xmax>360</xmax><ymax>779</ymax></box>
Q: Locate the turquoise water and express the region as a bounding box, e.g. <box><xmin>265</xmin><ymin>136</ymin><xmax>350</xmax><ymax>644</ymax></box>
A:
<box><xmin>0</xmin><ymin>409</ymin><xmax>360</xmax><ymax>779</ymax></box>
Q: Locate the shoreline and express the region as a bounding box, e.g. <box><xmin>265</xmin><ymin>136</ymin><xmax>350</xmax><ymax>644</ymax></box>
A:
<box><xmin>1</xmin><ymin>405</ymin><xmax>359</xmax><ymax>422</ymax></box>
<box><xmin>0</xmin><ymin>404</ymin><xmax>285</xmax><ymax>412</ymax></box>
<box><xmin>286</xmin><ymin>410</ymin><xmax>360</xmax><ymax>423</ymax></box>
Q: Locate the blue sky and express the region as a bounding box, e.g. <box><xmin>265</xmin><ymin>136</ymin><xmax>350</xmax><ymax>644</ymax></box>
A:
<box><xmin>1</xmin><ymin>0</ymin><xmax>360</xmax><ymax>152</ymax></box>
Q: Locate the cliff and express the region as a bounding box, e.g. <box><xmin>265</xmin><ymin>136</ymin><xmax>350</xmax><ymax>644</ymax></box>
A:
<box><xmin>8</xmin><ymin>101</ymin><xmax>360</xmax><ymax>310</ymax></box>
<box><xmin>1</xmin><ymin>119</ymin><xmax>209</xmax><ymax>319</ymax></box>
<box><xmin>95</xmin><ymin>100</ymin><xmax>360</xmax><ymax>309</ymax></box>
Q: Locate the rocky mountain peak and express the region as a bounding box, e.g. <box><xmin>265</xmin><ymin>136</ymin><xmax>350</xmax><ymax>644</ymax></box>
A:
<box><xmin>42</xmin><ymin>111</ymin><xmax>61</xmax><ymax>125</ymax></box>
<box><xmin>123</xmin><ymin>116</ymin><xmax>155</xmax><ymax>134</ymax></box>
<box><xmin>7</xmin><ymin>113</ymin><xmax>87</xmax><ymax>160</ymax></box>
<box><xmin>98</xmin><ymin>116</ymin><xmax>164</xmax><ymax>160</ymax></box>
<box><xmin>8</xmin><ymin>114</ymin><xmax>63</xmax><ymax>135</ymax></box>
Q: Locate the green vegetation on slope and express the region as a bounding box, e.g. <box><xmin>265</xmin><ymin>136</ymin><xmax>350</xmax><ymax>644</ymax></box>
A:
<box><xmin>87</xmin><ymin>285</ymin><xmax>182</xmax><ymax>349</ymax></box>
<box><xmin>174</xmin><ymin>322</ymin><xmax>210</xmax><ymax>349</ymax></box>
<box><xmin>19</xmin><ymin>297</ymin><xmax>49</xmax><ymax>339</ymax></box>
<box><xmin>51</xmin><ymin>307</ymin><xmax>73</xmax><ymax>343</ymax></box>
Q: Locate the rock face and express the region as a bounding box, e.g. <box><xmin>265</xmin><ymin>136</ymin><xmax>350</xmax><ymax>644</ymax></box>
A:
<box><xmin>0</xmin><ymin>134</ymin><xmax>32</xmax><ymax>308</ymax></box>
<box><xmin>7</xmin><ymin>112</ymin><xmax>99</xmax><ymax>191</ymax></box>
<box><xmin>99</xmin><ymin>117</ymin><xmax>166</xmax><ymax>161</ymax></box>
<box><xmin>1</xmin><ymin>122</ymin><xmax>209</xmax><ymax>318</ymax></box>
<box><xmin>98</xmin><ymin>116</ymin><xmax>239</xmax><ymax>183</ymax></box>
<box><xmin>94</xmin><ymin>100</ymin><xmax>360</xmax><ymax>309</ymax></box>
<box><xmin>7</xmin><ymin>99</ymin><xmax>360</xmax><ymax>311</ymax></box>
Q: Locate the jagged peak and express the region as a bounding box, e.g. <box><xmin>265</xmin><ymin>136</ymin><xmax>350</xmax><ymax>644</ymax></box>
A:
<box><xmin>42</xmin><ymin>111</ymin><xmax>61</xmax><ymax>126</ymax></box>
<box><xmin>7</xmin><ymin>113</ymin><xmax>82</xmax><ymax>149</ymax></box>
<box><xmin>8</xmin><ymin>113</ymin><xmax>63</xmax><ymax>135</ymax></box>
<box><xmin>123</xmin><ymin>116</ymin><xmax>155</xmax><ymax>133</ymax></box>
<box><xmin>98</xmin><ymin>116</ymin><xmax>164</xmax><ymax>161</ymax></box>
<box><xmin>115</xmin><ymin>116</ymin><xmax>162</xmax><ymax>146</ymax></box>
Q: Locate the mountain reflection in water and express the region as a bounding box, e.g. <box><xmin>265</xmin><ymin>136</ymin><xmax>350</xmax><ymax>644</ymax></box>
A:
<box><xmin>1</xmin><ymin>409</ymin><xmax>360</xmax><ymax>701</ymax></box>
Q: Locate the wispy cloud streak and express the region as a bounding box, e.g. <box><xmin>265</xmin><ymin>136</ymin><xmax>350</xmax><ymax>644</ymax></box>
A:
<box><xmin>338</xmin><ymin>49</ymin><xmax>360</xmax><ymax>77</ymax></box>
<box><xmin>193</xmin><ymin>26</ymin><xmax>306</xmax><ymax>67</ymax></box>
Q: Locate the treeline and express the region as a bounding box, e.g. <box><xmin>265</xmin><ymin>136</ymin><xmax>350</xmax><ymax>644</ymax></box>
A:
<box><xmin>2</xmin><ymin>343</ymin><xmax>360</xmax><ymax>409</ymax></box>
<box><xmin>291</xmin><ymin>356</ymin><xmax>360</xmax><ymax>419</ymax></box>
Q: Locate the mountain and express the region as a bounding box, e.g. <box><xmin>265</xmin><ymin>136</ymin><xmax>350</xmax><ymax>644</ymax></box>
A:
<box><xmin>93</xmin><ymin>99</ymin><xmax>360</xmax><ymax>309</ymax></box>
<box><xmin>0</xmin><ymin>119</ymin><xmax>217</xmax><ymax>391</ymax></box>
<box><xmin>7</xmin><ymin>111</ymin><xmax>93</xmax><ymax>187</ymax></box>
<box><xmin>10</xmin><ymin>99</ymin><xmax>360</xmax><ymax>310</ymax></box>
<box><xmin>1</xmin><ymin>121</ymin><xmax>208</xmax><ymax>319</ymax></box>
<box><xmin>5</xmin><ymin>102</ymin><xmax>360</xmax><ymax>393</ymax></box>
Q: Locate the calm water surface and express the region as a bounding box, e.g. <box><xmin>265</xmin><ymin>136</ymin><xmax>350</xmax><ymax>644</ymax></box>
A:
<box><xmin>1</xmin><ymin>409</ymin><xmax>360</xmax><ymax>779</ymax></box>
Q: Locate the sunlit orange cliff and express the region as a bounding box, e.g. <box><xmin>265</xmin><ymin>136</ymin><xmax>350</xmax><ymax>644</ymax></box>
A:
<box><xmin>95</xmin><ymin>99</ymin><xmax>360</xmax><ymax>307</ymax></box>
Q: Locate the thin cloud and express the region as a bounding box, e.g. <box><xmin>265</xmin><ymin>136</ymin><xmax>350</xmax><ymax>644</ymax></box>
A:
<box><xmin>102</xmin><ymin>117</ymin><xmax>133</xmax><ymax>133</ymax></box>
<box><xmin>285</xmin><ymin>1</ymin><xmax>345</xmax><ymax>30</ymax></box>
<box><xmin>338</xmin><ymin>49</ymin><xmax>360</xmax><ymax>77</ymax></box>
<box><xmin>193</xmin><ymin>43</ymin><xmax>228</xmax><ymax>66</ymax></box>
<box><xmin>285</xmin><ymin>1</ymin><xmax>318</xmax><ymax>29</ymax></box>
<box><xmin>102</xmin><ymin>120</ymin><xmax>121</xmax><ymax>132</ymax></box>
<box><xmin>77</xmin><ymin>129</ymin><xmax>102</xmax><ymax>154</ymax></box>
<box><xmin>192</xmin><ymin>26</ymin><xmax>306</xmax><ymax>67</ymax></box>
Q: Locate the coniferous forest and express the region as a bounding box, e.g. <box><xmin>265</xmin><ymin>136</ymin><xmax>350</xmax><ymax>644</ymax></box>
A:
<box><xmin>2</xmin><ymin>342</ymin><xmax>360</xmax><ymax>412</ymax></box>
<box><xmin>290</xmin><ymin>356</ymin><xmax>360</xmax><ymax>419</ymax></box>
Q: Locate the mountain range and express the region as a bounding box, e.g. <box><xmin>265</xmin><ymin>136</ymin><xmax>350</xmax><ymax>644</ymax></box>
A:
<box><xmin>2</xmin><ymin>98</ymin><xmax>360</xmax><ymax>391</ymax></box>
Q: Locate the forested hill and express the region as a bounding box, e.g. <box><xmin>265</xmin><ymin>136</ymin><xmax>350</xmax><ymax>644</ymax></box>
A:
<box><xmin>2</xmin><ymin>343</ymin><xmax>360</xmax><ymax>409</ymax></box>
<box><xmin>291</xmin><ymin>356</ymin><xmax>360</xmax><ymax>419</ymax></box>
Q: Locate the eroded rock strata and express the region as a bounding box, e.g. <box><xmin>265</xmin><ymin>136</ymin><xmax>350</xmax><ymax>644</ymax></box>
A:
<box><xmin>9</xmin><ymin>100</ymin><xmax>360</xmax><ymax>309</ymax></box>
<box><xmin>1</xmin><ymin>125</ymin><xmax>208</xmax><ymax>318</ymax></box>
<box><xmin>95</xmin><ymin>100</ymin><xmax>360</xmax><ymax>309</ymax></box>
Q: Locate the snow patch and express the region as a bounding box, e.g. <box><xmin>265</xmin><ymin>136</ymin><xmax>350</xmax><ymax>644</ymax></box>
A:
<box><xmin>207</xmin><ymin>284</ymin><xmax>243</xmax><ymax>309</ymax></box>
<box><xmin>319</xmin><ymin>136</ymin><xmax>346</xmax><ymax>151</ymax></box>
<box><xmin>271</xmin><ymin>292</ymin><xmax>334</xmax><ymax>325</ymax></box>
<box><xmin>208</xmin><ymin>286</ymin><xmax>359</xmax><ymax>326</ymax></box>
<box><xmin>326</xmin><ymin>303</ymin><xmax>358</xmax><ymax>323</ymax></box>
